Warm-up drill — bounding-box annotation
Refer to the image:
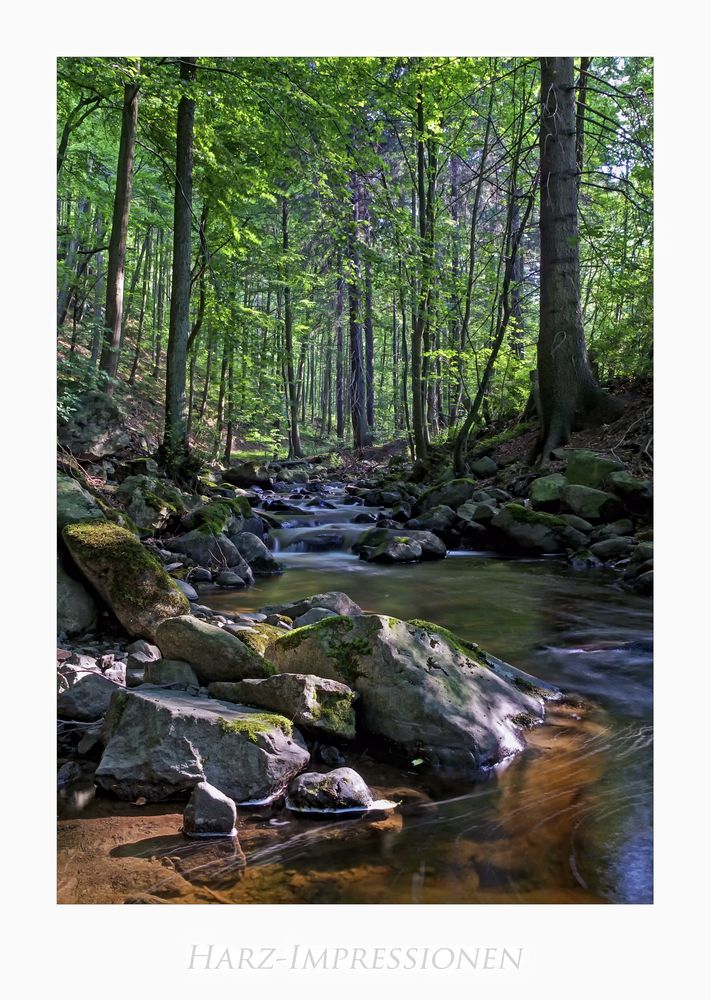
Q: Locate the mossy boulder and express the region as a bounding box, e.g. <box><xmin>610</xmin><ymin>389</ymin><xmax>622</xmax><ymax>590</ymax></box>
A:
<box><xmin>209</xmin><ymin>673</ymin><xmax>357</xmax><ymax>740</ymax></box>
<box><xmin>606</xmin><ymin>471</ymin><xmax>653</xmax><ymax>517</ymax></box>
<box><xmin>406</xmin><ymin>505</ymin><xmax>458</xmax><ymax>533</ymax></box>
<box><xmin>417</xmin><ymin>477</ymin><xmax>477</xmax><ymax>512</ymax></box>
<box><xmin>62</xmin><ymin>521</ymin><xmax>190</xmax><ymax>641</ymax></box>
<box><xmin>57</xmin><ymin>474</ymin><xmax>106</xmax><ymax>531</ymax></box>
<box><xmin>231</xmin><ymin>531</ymin><xmax>283</xmax><ymax>575</ymax></box>
<box><xmin>565</xmin><ymin>449</ymin><xmax>625</xmax><ymax>489</ymax></box>
<box><xmin>490</xmin><ymin>503</ymin><xmax>566</xmax><ymax>553</ymax></box>
<box><xmin>287</xmin><ymin>767</ymin><xmax>373</xmax><ymax>812</ymax></box>
<box><xmin>155</xmin><ymin>614</ymin><xmax>273</xmax><ymax>683</ymax></box>
<box><xmin>116</xmin><ymin>475</ymin><xmax>187</xmax><ymax>533</ymax></box>
<box><xmin>469</xmin><ymin>455</ymin><xmax>498</xmax><ymax>478</ymax></box>
<box><xmin>265</xmin><ymin>614</ymin><xmax>548</xmax><ymax>775</ymax></box>
<box><xmin>262</xmin><ymin>591</ymin><xmax>363</xmax><ymax>620</ymax></box>
<box><xmin>353</xmin><ymin>527</ymin><xmax>446</xmax><ymax>560</ymax></box>
<box><xmin>96</xmin><ymin>687</ymin><xmax>309</xmax><ymax>803</ymax></box>
<box><xmin>560</xmin><ymin>485</ymin><xmax>623</xmax><ymax>523</ymax></box>
<box><xmin>529</xmin><ymin>473</ymin><xmax>567</xmax><ymax>511</ymax></box>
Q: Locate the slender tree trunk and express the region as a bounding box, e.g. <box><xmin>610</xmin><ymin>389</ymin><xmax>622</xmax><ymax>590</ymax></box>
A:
<box><xmin>364</xmin><ymin>239</ymin><xmax>375</xmax><ymax>432</ymax></box>
<box><xmin>347</xmin><ymin>175</ymin><xmax>370</xmax><ymax>450</ymax></box>
<box><xmin>161</xmin><ymin>57</ymin><xmax>197</xmax><ymax>478</ymax></box>
<box><xmin>129</xmin><ymin>229</ymin><xmax>152</xmax><ymax>384</ymax></box>
<box><xmin>536</xmin><ymin>57</ymin><xmax>622</xmax><ymax>462</ymax></box>
<box><xmin>90</xmin><ymin>215</ymin><xmax>105</xmax><ymax>366</ymax></box>
<box><xmin>281</xmin><ymin>197</ymin><xmax>303</xmax><ymax>458</ymax></box>
<box><xmin>100</xmin><ymin>72</ymin><xmax>140</xmax><ymax>381</ymax></box>
<box><xmin>335</xmin><ymin>261</ymin><xmax>345</xmax><ymax>440</ymax></box>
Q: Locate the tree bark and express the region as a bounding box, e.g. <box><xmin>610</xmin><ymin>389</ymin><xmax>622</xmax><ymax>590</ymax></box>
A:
<box><xmin>335</xmin><ymin>261</ymin><xmax>345</xmax><ymax>440</ymax></box>
<box><xmin>281</xmin><ymin>197</ymin><xmax>303</xmax><ymax>458</ymax></box>
<box><xmin>347</xmin><ymin>175</ymin><xmax>370</xmax><ymax>450</ymax></box>
<box><xmin>161</xmin><ymin>57</ymin><xmax>197</xmax><ymax>478</ymax></box>
<box><xmin>99</xmin><ymin>72</ymin><xmax>140</xmax><ymax>381</ymax></box>
<box><xmin>536</xmin><ymin>57</ymin><xmax>622</xmax><ymax>462</ymax></box>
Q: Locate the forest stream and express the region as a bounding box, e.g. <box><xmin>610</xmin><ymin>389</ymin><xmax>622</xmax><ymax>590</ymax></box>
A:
<box><xmin>58</xmin><ymin>484</ymin><xmax>652</xmax><ymax>904</ymax></box>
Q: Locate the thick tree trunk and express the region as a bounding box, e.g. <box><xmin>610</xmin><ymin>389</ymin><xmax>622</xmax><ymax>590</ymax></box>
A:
<box><xmin>100</xmin><ymin>74</ymin><xmax>140</xmax><ymax>380</ymax></box>
<box><xmin>161</xmin><ymin>57</ymin><xmax>196</xmax><ymax>478</ymax></box>
<box><xmin>536</xmin><ymin>57</ymin><xmax>622</xmax><ymax>462</ymax></box>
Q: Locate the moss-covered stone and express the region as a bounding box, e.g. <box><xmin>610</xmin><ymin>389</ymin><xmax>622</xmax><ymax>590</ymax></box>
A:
<box><xmin>62</xmin><ymin>521</ymin><xmax>189</xmax><ymax>641</ymax></box>
<box><xmin>237</xmin><ymin>624</ymin><xmax>285</xmax><ymax>656</ymax></box>
<box><xmin>408</xmin><ymin>619</ymin><xmax>482</xmax><ymax>662</ymax></box>
<box><xmin>217</xmin><ymin>712</ymin><xmax>293</xmax><ymax>742</ymax></box>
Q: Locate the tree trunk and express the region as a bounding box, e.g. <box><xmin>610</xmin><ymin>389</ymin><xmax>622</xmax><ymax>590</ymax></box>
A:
<box><xmin>536</xmin><ymin>57</ymin><xmax>622</xmax><ymax>462</ymax></box>
<box><xmin>100</xmin><ymin>72</ymin><xmax>140</xmax><ymax>381</ymax></box>
<box><xmin>90</xmin><ymin>214</ymin><xmax>105</xmax><ymax>366</ymax></box>
<box><xmin>281</xmin><ymin>197</ymin><xmax>303</xmax><ymax>458</ymax></box>
<box><xmin>347</xmin><ymin>175</ymin><xmax>370</xmax><ymax>450</ymax></box>
<box><xmin>335</xmin><ymin>262</ymin><xmax>345</xmax><ymax>440</ymax></box>
<box><xmin>161</xmin><ymin>57</ymin><xmax>197</xmax><ymax>478</ymax></box>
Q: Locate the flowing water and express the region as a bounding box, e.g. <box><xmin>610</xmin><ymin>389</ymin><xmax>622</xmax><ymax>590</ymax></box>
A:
<box><xmin>58</xmin><ymin>486</ymin><xmax>653</xmax><ymax>904</ymax></box>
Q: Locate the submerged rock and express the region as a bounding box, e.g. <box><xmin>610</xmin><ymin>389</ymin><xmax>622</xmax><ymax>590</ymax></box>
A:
<box><xmin>266</xmin><ymin>614</ymin><xmax>549</xmax><ymax>776</ymax></box>
<box><xmin>154</xmin><ymin>615</ymin><xmax>272</xmax><ymax>683</ymax></box>
<box><xmin>209</xmin><ymin>673</ymin><xmax>357</xmax><ymax>739</ymax></box>
<box><xmin>286</xmin><ymin>767</ymin><xmax>373</xmax><ymax>812</ymax></box>
<box><xmin>62</xmin><ymin>521</ymin><xmax>190</xmax><ymax>641</ymax></box>
<box><xmin>183</xmin><ymin>781</ymin><xmax>237</xmax><ymax>838</ymax></box>
<box><xmin>96</xmin><ymin>687</ymin><xmax>309</xmax><ymax>803</ymax></box>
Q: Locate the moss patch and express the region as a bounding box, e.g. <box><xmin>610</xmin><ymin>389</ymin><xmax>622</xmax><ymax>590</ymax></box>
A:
<box><xmin>408</xmin><ymin>618</ymin><xmax>482</xmax><ymax>662</ymax></box>
<box><xmin>274</xmin><ymin>615</ymin><xmax>354</xmax><ymax>652</ymax></box>
<box><xmin>237</xmin><ymin>624</ymin><xmax>284</xmax><ymax>657</ymax></box>
<box><xmin>503</xmin><ymin>503</ymin><xmax>565</xmax><ymax>528</ymax></box>
<box><xmin>216</xmin><ymin>712</ymin><xmax>293</xmax><ymax>742</ymax></box>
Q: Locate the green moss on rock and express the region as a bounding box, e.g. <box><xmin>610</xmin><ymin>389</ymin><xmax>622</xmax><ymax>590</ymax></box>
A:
<box><xmin>504</xmin><ymin>503</ymin><xmax>565</xmax><ymax>528</ymax></box>
<box><xmin>408</xmin><ymin>618</ymin><xmax>482</xmax><ymax>662</ymax></box>
<box><xmin>216</xmin><ymin>712</ymin><xmax>293</xmax><ymax>743</ymax></box>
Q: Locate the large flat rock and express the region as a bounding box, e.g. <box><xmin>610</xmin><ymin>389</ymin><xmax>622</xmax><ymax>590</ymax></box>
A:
<box><xmin>96</xmin><ymin>687</ymin><xmax>310</xmax><ymax>804</ymax></box>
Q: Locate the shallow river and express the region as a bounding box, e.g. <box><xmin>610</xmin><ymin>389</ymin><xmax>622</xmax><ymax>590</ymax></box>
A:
<box><xmin>58</xmin><ymin>490</ymin><xmax>653</xmax><ymax>904</ymax></box>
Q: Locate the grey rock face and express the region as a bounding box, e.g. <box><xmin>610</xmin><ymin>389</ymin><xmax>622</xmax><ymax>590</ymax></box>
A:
<box><xmin>183</xmin><ymin>781</ymin><xmax>237</xmax><ymax>837</ymax></box>
<box><xmin>560</xmin><ymin>485</ymin><xmax>623</xmax><ymax>523</ymax></box>
<box><xmin>262</xmin><ymin>591</ymin><xmax>364</xmax><ymax>620</ymax></box>
<box><xmin>57</xmin><ymin>673</ymin><xmax>124</xmax><ymax>721</ymax></box>
<box><xmin>208</xmin><ymin>673</ymin><xmax>357</xmax><ymax>739</ymax></box>
<box><xmin>166</xmin><ymin>530</ymin><xmax>241</xmax><ymax>569</ymax></box>
<box><xmin>57</xmin><ymin>559</ymin><xmax>97</xmax><ymax>636</ymax></box>
<box><xmin>144</xmin><ymin>658</ymin><xmax>200</xmax><ymax>688</ymax></box>
<box><xmin>365</xmin><ymin>538</ymin><xmax>423</xmax><ymax>563</ymax></box>
<box><xmin>97</xmin><ymin>688</ymin><xmax>310</xmax><ymax>803</ymax></box>
<box><xmin>292</xmin><ymin>608</ymin><xmax>339</xmax><ymax>628</ymax></box>
<box><xmin>57</xmin><ymin>474</ymin><xmax>105</xmax><ymax>531</ymax></box>
<box><xmin>231</xmin><ymin>531</ymin><xmax>283</xmax><ymax>575</ymax></box>
<box><xmin>154</xmin><ymin>615</ymin><xmax>272</xmax><ymax>683</ymax></box>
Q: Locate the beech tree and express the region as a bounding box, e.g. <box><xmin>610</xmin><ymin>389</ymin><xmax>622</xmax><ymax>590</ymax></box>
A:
<box><xmin>536</xmin><ymin>56</ymin><xmax>623</xmax><ymax>461</ymax></box>
<box><xmin>161</xmin><ymin>57</ymin><xmax>197</xmax><ymax>479</ymax></box>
